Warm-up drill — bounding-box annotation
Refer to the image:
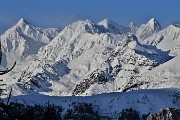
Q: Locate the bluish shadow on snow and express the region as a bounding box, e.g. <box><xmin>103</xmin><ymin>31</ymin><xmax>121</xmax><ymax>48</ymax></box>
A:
<box><xmin>132</xmin><ymin>35</ymin><xmax>173</xmax><ymax>65</ymax></box>
<box><xmin>42</xmin><ymin>59</ymin><xmax>70</xmax><ymax>81</ymax></box>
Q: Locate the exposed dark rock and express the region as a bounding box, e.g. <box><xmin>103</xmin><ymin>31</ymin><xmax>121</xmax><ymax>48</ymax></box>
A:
<box><xmin>146</xmin><ymin>108</ymin><xmax>180</xmax><ymax>120</ymax></box>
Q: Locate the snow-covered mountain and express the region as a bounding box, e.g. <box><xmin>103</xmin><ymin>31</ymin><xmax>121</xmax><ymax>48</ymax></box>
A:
<box><xmin>127</xmin><ymin>22</ymin><xmax>139</xmax><ymax>34</ymax></box>
<box><xmin>142</xmin><ymin>24</ymin><xmax>180</xmax><ymax>53</ymax></box>
<box><xmin>0</xmin><ymin>18</ymin><xmax>59</xmax><ymax>68</ymax></box>
<box><xmin>1</xmin><ymin>18</ymin><xmax>180</xmax><ymax>119</ymax></box>
<box><xmin>136</xmin><ymin>18</ymin><xmax>161</xmax><ymax>41</ymax></box>
<box><xmin>0</xmin><ymin>18</ymin><xmax>60</xmax><ymax>92</ymax></box>
<box><xmin>0</xmin><ymin>19</ymin><xmax>175</xmax><ymax>98</ymax></box>
<box><xmin>98</xmin><ymin>19</ymin><xmax>130</xmax><ymax>34</ymax></box>
<box><xmin>0</xmin><ymin>18</ymin><xmax>179</xmax><ymax>98</ymax></box>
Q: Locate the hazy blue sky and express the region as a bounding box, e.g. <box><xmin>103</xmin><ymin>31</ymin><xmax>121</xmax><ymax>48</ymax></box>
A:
<box><xmin>0</xmin><ymin>0</ymin><xmax>179</xmax><ymax>34</ymax></box>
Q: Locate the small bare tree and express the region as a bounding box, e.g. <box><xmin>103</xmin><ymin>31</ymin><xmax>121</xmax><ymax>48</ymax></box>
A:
<box><xmin>0</xmin><ymin>39</ymin><xmax>16</xmax><ymax>75</ymax></box>
<box><xmin>0</xmin><ymin>38</ymin><xmax>16</xmax><ymax>96</ymax></box>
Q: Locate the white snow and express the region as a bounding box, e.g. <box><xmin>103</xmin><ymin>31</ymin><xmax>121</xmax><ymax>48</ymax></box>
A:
<box><xmin>98</xmin><ymin>19</ymin><xmax>130</xmax><ymax>34</ymax></box>
<box><xmin>143</xmin><ymin>25</ymin><xmax>180</xmax><ymax>52</ymax></box>
<box><xmin>136</xmin><ymin>18</ymin><xmax>161</xmax><ymax>41</ymax></box>
<box><xmin>0</xmin><ymin>18</ymin><xmax>179</xmax><ymax>114</ymax></box>
<box><xmin>3</xmin><ymin>88</ymin><xmax>180</xmax><ymax>119</ymax></box>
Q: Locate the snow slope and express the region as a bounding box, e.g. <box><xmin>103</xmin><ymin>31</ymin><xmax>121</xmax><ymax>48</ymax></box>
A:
<box><xmin>2</xmin><ymin>20</ymin><xmax>172</xmax><ymax>97</ymax></box>
<box><xmin>136</xmin><ymin>18</ymin><xmax>161</xmax><ymax>41</ymax></box>
<box><xmin>142</xmin><ymin>25</ymin><xmax>180</xmax><ymax>53</ymax></box>
<box><xmin>0</xmin><ymin>18</ymin><xmax>179</xmax><ymax>98</ymax></box>
<box><xmin>13</xmin><ymin>20</ymin><xmax>124</xmax><ymax>96</ymax></box>
<box><xmin>98</xmin><ymin>19</ymin><xmax>130</xmax><ymax>34</ymax></box>
<box><xmin>0</xmin><ymin>18</ymin><xmax>59</xmax><ymax>68</ymax></box>
<box><xmin>0</xmin><ymin>18</ymin><xmax>59</xmax><ymax>91</ymax></box>
<box><xmin>3</xmin><ymin>88</ymin><xmax>180</xmax><ymax>119</ymax></box>
<box><xmin>127</xmin><ymin>22</ymin><xmax>139</xmax><ymax>34</ymax></box>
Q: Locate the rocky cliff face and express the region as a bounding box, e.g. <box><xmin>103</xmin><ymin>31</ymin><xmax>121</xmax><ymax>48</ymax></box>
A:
<box><xmin>146</xmin><ymin>108</ymin><xmax>180</xmax><ymax>120</ymax></box>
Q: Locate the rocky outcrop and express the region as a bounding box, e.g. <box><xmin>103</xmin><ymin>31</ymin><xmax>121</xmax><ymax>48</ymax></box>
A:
<box><xmin>146</xmin><ymin>108</ymin><xmax>180</xmax><ymax>120</ymax></box>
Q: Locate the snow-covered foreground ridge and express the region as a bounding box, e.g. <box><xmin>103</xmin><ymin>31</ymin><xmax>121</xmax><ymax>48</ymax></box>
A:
<box><xmin>0</xmin><ymin>18</ymin><xmax>180</xmax><ymax>97</ymax></box>
<box><xmin>3</xmin><ymin>88</ymin><xmax>180</xmax><ymax>119</ymax></box>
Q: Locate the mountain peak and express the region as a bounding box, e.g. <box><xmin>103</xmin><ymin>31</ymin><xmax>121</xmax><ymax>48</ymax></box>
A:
<box><xmin>19</xmin><ymin>18</ymin><xmax>26</xmax><ymax>22</ymax></box>
<box><xmin>172</xmin><ymin>24</ymin><xmax>180</xmax><ymax>28</ymax></box>
<box><xmin>128</xmin><ymin>22</ymin><xmax>138</xmax><ymax>34</ymax></box>
<box><xmin>70</xmin><ymin>20</ymin><xmax>97</xmax><ymax>30</ymax></box>
<box><xmin>98</xmin><ymin>19</ymin><xmax>118</xmax><ymax>27</ymax></box>
<box><xmin>61</xmin><ymin>19</ymin><xmax>105</xmax><ymax>37</ymax></box>
<box><xmin>128</xmin><ymin>22</ymin><xmax>138</xmax><ymax>28</ymax></box>
<box><xmin>98</xmin><ymin>19</ymin><xmax>130</xmax><ymax>34</ymax></box>
<box><xmin>16</xmin><ymin>18</ymin><xmax>30</xmax><ymax>26</ymax></box>
<box><xmin>147</xmin><ymin>18</ymin><xmax>157</xmax><ymax>25</ymax></box>
<box><xmin>146</xmin><ymin>18</ymin><xmax>161</xmax><ymax>31</ymax></box>
<box><xmin>149</xmin><ymin>18</ymin><xmax>155</xmax><ymax>21</ymax></box>
<box><xmin>128</xmin><ymin>22</ymin><xmax>136</xmax><ymax>27</ymax></box>
<box><xmin>100</xmin><ymin>19</ymin><xmax>113</xmax><ymax>23</ymax></box>
<box><xmin>136</xmin><ymin>18</ymin><xmax>162</xmax><ymax>40</ymax></box>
